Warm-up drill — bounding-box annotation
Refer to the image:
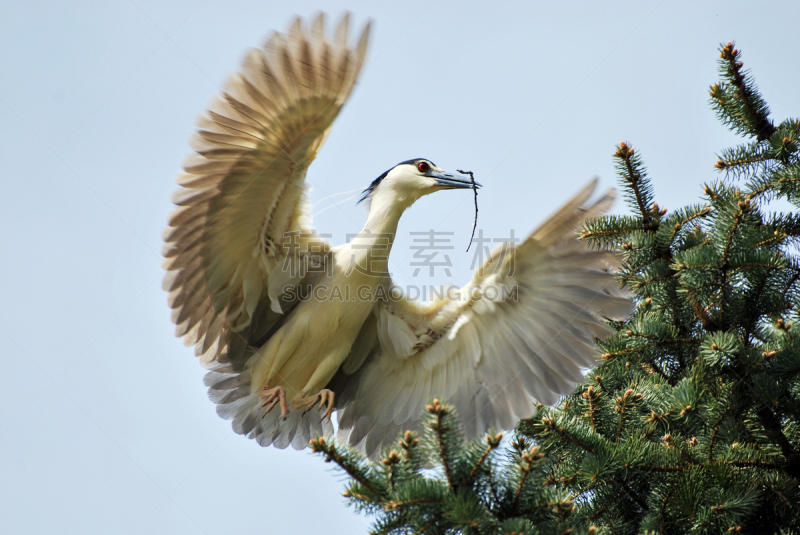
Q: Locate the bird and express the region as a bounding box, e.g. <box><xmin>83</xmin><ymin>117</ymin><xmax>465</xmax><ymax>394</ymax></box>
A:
<box><xmin>163</xmin><ymin>13</ymin><xmax>632</xmax><ymax>457</ymax></box>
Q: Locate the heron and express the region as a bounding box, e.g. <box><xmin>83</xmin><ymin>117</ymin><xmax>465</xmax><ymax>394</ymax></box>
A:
<box><xmin>163</xmin><ymin>13</ymin><xmax>632</xmax><ymax>457</ymax></box>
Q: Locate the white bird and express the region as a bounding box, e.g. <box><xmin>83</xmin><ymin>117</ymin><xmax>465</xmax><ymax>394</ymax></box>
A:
<box><xmin>163</xmin><ymin>13</ymin><xmax>632</xmax><ymax>457</ymax></box>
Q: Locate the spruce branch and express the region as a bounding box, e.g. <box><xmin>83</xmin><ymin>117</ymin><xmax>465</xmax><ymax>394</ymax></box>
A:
<box><xmin>517</xmin><ymin>499</ymin><xmax>575</xmax><ymax>516</ymax></box>
<box><xmin>711</xmin><ymin>42</ymin><xmax>776</xmax><ymax>141</ymax></box>
<box><xmin>638</xmin><ymin>464</ymin><xmax>684</xmax><ymax>473</ymax></box>
<box><xmin>659</xmin><ymin>484</ymin><xmax>675</xmax><ymax>535</ymax></box>
<box><xmin>746</xmin><ymin>171</ymin><xmax>800</xmax><ymax>205</ymax></box>
<box><xmin>614</xmin><ymin>389</ymin><xmax>642</xmax><ymax>441</ymax></box>
<box><xmin>594</xmin><ymin>375</ymin><xmax>610</xmax><ymax>394</ymax></box>
<box><xmin>310</xmin><ymin>437</ymin><xmax>382</xmax><ymax>499</ymax></box>
<box><xmin>715</xmin><ymin>154</ymin><xmax>772</xmax><ymax>171</ymax></box>
<box><xmin>726</xmin><ymin>459</ymin><xmax>784</xmax><ymax>470</ymax></box>
<box><xmin>412</xmin><ymin>514</ymin><xmax>443</xmax><ymax>535</ymax></box>
<box><xmin>398</xmin><ymin>430</ymin><xmax>420</xmax><ymax>461</ymax></box>
<box><xmin>614</xmin><ymin>142</ymin><xmax>656</xmax><ymax>228</ymax></box>
<box><xmin>754</xmin><ymin>403</ymin><xmax>800</xmax><ymax>480</ymax></box>
<box><xmin>427</xmin><ymin>399</ymin><xmax>455</xmax><ymax>489</ymax></box>
<box><xmin>466</xmin><ymin>432</ymin><xmax>502</xmax><ymax>484</ymax></box>
<box><xmin>581</xmin><ymin>386</ymin><xmax>601</xmax><ymax>431</ymax></box>
<box><xmin>720</xmin><ymin>198</ymin><xmax>750</xmax><ymax>264</ymax></box>
<box><xmin>513</xmin><ymin>445</ymin><xmax>544</xmax><ymax>510</ymax></box>
<box><xmin>539</xmin><ymin>416</ymin><xmax>595</xmax><ymax>453</ymax></box>
<box><xmin>601</xmin><ymin>344</ymin><xmax>652</xmax><ymax>360</ymax></box>
<box><xmin>620</xmin><ymin>480</ymin><xmax>650</xmax><ymax>513</ymax></box>
<box><xmin>587</xmin><ymin>489</ymin><xmax>627</xmax><ymax>522</ymax></box>
<box><xmin>708</xmin><ymin>411</ymin><xmax>727</xmax><ymax>462</ymax></box>
<box><xmin>663</xmin><ymin>206</ymin><xmax>711</xmax><ymax>246</ymax></box>
<box><xmin>384</xmin><ymin>497</ymin><xmax>441</xmax><ymax>511</ymax></box>
<box><xmin>381</xmin><ymin>450</ymin><xmax>402</xmax><ymax>492</ymax></box>
<box><xmin>720</xmin><ymin>42</ymin><xmax>776</xmax><ymax>141</ymax></box>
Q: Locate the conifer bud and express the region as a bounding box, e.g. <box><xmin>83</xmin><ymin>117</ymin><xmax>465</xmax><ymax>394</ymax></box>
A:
<box><xmin>381</xmin><ymin>450</ymin><xmax>402</xmax><ymax>465</ymax></box>
<box><xmin>486</xmin><ymin>432</ymin><xmax>503</xmax><ymax>447</ymax></box>
<box><xmin>426</xmin><ymin>399</ymin><xmax>448</xmax><ymax>415</ymax></box>
<box><xmin>614</xmin><ymin>142</ymin><xmax>633</xmax><ymax>158</ymax></box>
<box><xmin>309</xmin><ymin>437</ymin><xmax>327</xmax><ymax>451</ymax></box>
<box><xmin>511</xmin><ymin>437</ymin><xmax>528</xmax><ymax>451</ymax></box>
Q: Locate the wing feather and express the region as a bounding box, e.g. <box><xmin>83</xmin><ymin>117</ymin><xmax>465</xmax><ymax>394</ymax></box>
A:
<box><xmin>165</xmin><ymin>14</ymin><xmax>370</xmax><ymax>448</ymax></box>
<box><xmin>336</xmin><ymin>179</ymin><xmax>633</xmax><ymax>456</ymax></box>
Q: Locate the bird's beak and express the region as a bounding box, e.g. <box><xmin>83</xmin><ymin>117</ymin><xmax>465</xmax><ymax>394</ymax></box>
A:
<box><xmin>431</xmin><ymin>170</ymin><xmax>482</xmax><ymax>190</ymax></box>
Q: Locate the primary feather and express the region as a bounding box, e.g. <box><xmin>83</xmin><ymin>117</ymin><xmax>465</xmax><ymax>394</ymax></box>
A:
<box><xmin>164</xmin><ymin>13</ymin><xmax>370</xmax><ymax>445</ymax></box>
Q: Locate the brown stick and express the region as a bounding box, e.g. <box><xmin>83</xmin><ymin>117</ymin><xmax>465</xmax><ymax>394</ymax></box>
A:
<box><xmin>458</xmin><ymin>169</ymin><xmax>479</xmax><ymax>252</ymax></box>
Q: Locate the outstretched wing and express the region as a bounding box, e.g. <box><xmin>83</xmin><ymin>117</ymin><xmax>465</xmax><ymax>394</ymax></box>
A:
<box><xmin>163</xmin><ymin>13</ymin><xmax>370</xmax><ymax>373</ymax></box>
<box><xmin>334</xmin><ymin>179</ymin><xmax>632</xmax><ymax>457</ymax></box>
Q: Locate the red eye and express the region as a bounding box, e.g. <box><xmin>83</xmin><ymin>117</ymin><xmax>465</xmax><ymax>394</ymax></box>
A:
<box><xmin>417</xmin><ymin>162</ymin><xmax>429</xmax><ymax>173</ymax></box>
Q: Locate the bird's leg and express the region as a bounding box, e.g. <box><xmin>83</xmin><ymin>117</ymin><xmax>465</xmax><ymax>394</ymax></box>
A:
<box><xmin>292</xmin><ymin>389</ymin><xmax>335</xmax><ymax>421</ymax></box>
<box><xmin>259</xmin><ymin>385</ymin><xmax>289</xmax><ymax>418</ymax></box>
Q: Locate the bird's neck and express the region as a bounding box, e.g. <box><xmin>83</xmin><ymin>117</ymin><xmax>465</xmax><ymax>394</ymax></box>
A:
<box><xmin>365</xmin><ymin>194</ymin><xmax>409</xmax><ymax>234</ymax></box>
<box><xmin>347</xmin><ymin>194</ymin><xmax>410</xmax><ymax>267</ymax></box>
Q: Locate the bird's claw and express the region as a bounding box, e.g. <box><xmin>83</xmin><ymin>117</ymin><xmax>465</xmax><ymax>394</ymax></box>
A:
<box><xmin>293</xmin><ymin>389</ymin><xmax>335</xmax><ymax>421</ymax></box>
<box><xmin>259</xmin><ymin>385</ymin><xmax>289</xmax><ymax>419</ymax></box>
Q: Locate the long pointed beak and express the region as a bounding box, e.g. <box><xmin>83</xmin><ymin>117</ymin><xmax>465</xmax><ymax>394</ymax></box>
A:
<box><xmin>431</xmin><ymin>170</ymin><xmax>482</xmax><ymax>190</ymax></box>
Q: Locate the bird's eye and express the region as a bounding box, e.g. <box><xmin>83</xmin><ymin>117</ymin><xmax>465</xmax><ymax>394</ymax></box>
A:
<box><xmin>417</xmin><ymin>162</ymin><xmax>429</xmax><ymax>173</ymax></box>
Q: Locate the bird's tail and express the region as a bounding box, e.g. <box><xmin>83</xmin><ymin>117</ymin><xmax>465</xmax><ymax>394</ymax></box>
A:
<box><xmin>204</xmin><ymin>364</ymin><xmax>333</xmax><ymax>449</ymax></box>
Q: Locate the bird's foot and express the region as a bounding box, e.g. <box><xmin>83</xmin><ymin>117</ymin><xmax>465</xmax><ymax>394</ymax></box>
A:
<box><xmin>292</xmin><ymin>389</ymin><xmax>335</xmax><ymax>421</ymax></box>
<box><xmin>259</xmin><ymin>385</ymin><xmax>289</xmax><ymax>419</ymax></box>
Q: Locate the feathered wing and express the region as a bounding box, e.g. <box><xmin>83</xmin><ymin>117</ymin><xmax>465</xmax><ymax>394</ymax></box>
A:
<box><xmin>163</xmin><ymin>13</ymin><xmax>371</xmax><ymax>448</ymax></box>
<box><xmin>334</xmin><ymin>179</ymin><xmax>633</xmax><ymax>457</ymax></box>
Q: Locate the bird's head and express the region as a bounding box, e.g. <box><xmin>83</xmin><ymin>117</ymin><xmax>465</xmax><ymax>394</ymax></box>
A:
<box><xmin>359</xmin><ymin>158</ymin><xmax>480</xmax><ymax>208</ymax></box>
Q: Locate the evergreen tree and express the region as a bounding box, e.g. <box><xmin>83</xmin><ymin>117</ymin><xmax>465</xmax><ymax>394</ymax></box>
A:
<box><xmin>314</xmin><ymin>42</ymin><xmax>800</xmax><ymax>534</ymax></box>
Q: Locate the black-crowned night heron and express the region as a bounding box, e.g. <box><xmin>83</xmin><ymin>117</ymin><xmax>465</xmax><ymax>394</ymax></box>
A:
<box><xmin>163</xmin><ymin>13</ymin><xmax>631</xmax><ymax>457</ymax></box>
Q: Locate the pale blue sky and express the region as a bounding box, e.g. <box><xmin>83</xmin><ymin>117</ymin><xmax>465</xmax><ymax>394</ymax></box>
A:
<box><xmin>2</xmin><ymin>1</ymin><xmax>799</xmax><ymax>533</ymax></box>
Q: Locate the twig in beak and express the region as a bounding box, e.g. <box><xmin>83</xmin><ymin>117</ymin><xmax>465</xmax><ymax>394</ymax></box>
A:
<box><xmin>457</xmin><ymin>169</ymin><xmax>479</xmax><ymax>253</ymax></box>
